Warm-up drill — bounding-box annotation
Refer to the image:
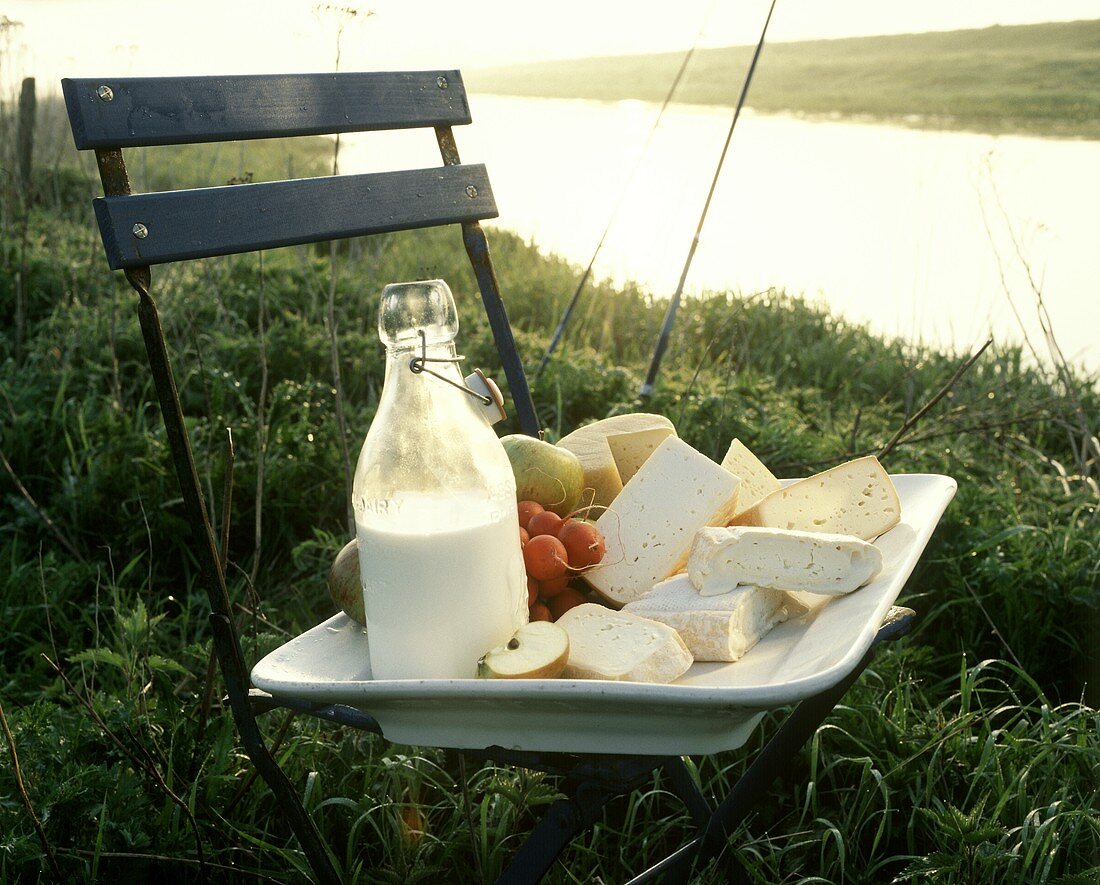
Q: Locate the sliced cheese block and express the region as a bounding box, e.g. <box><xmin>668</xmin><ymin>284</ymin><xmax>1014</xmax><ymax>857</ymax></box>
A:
<box><xmin>557</xmin><ymin>413</ymin><xmax>676</xmax><ymax>509</ymax></box>
<box><xmin>623</xmin><ymin>574</ymin><xmax>787</xmax><ymax>662</ymax></box>
<box><xmin>720</xmin><ymin>439</ymin><xmax>782</xmax><ymax>518</ymax></box>
<box><xmin>606</xmin><ymin>426</ymin><xmax>676</xmax><ymax>485</ymax></box>
<box><xmin>557</xmin><ymin>603</ymin><xmax>693</xmax><ymax>683</ymax></box>
<box><xmin>585</xmin><ymin>437</ymin><xmax>741</xmax><ymax>607</ymax></box>
<box><xmin>687</xmin><ymin>526</ymin><xmax>883</xmax><ymax>596</ymax></box>
<box><xmin>733</xmin><ymin>455</ymin><xmax>901</xmax><ymax>541</ymax></box>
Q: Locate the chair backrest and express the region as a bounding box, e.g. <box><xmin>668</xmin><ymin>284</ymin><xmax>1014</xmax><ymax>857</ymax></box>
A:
<box><xmin>62</xmin><ymin>71</ymin><xmax>538</xmax><ymax>431</ymax></box>
<box><xmin>61</xmin><ymin>67</ymin><xmax>541</xmax><ymax>727</ymax></box>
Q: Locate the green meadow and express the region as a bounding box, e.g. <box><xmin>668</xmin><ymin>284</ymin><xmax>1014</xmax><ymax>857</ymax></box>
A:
<box><xmin>468</xmin><ymin>19</ymin><xmax>1100</xmax><ymax>139</ymax></box>
<box><xmin>0</xmin><ymin>104</ymin><xmax>1097</xmax><ymax>883</ymax></box>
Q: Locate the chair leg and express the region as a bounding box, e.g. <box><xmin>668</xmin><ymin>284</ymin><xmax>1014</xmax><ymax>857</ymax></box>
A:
<box><xmin>629</xmin><ymin>610</ymin><xmax>918</xmax><ymax>883</ymax></box>
<box><xmin>495</xmin><ymin>794</ymin><xmax>606</xmax><ymax>885</ymax></box>
<box><xmin>134</xmin><ymin>285</ymin><xmax>343</xmax><ymax>885</ymax></box>
<box><xmin>228</xmin><ymin>695</ymin><xmax>344</xmax><ymax>883</ymax></box>
<box><xmin>661</xmin><ymin>757</ymin><xmax>713</xmax><ymax>829</ymax></box>
<box><xmin>211</xmin><ymin>617</ymin><xmax>344</xmax><ymax>885</ymax></box>
<box><xmin>622</xmin><ymin>655</ymin><xmax>877</xmax><ymax>885</ymax></box>
<box><xmin>703</xmin><ymin>610</ymin><xmax>915</xmax><ymax>851</ymax></box>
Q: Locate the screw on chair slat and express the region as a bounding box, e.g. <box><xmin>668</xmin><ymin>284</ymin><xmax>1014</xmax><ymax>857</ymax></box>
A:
<box><xmin>62</xmin><ymin>71</ymin><xmax>470</xmax><ymax>149</ymax></box>
<box><xmin>93</xmin><ymin>164</ymin><xmax>497</xmax><ymax>269</ymax></box>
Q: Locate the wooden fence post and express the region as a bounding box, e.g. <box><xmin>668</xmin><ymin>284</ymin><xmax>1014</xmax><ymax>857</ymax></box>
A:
<box><xmin>17</xmin><ymin>76</ymin><xmax>35</xmax><ymax>197</ymax></box>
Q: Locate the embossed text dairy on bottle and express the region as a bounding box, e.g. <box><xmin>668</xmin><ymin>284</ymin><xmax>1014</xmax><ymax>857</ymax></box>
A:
<box><xmin>352</xmin><ymin>280</ymin><xmax>527</xmax><ymax>679</ymax></box>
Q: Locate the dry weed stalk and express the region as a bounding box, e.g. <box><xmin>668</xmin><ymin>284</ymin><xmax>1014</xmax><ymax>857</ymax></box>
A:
<box><xmin>196</xmin><ymin>428</ymin><xmax>236</xmax><ymax>745</ymax></box>
<box><xmin>249</xmin><ymin>255</ymin><xmax>270</xmax><ymax>590</ymax></box>
<box><xmin>315</xmin><ymin>1</ymin><xmax>370</xmax><ymax>534</ymax></box>
<box><xmin>0</xmin><ymin>697</ymin><xmax>64</xmax><ymax>880</ymax></box>
<box><xmin>877</xmin><ymin>338</ymin><xmax>993</xmax><ymax>460</ymax></box>
<box><xmin>0</xmin><ymin>446</ymin><xmax>86</xmax><ymax>563</ymax></box>
<box><xmin>978</xmin><ymin>155</ymin><xmax>1098</xmax><ymax>493</ymax></box>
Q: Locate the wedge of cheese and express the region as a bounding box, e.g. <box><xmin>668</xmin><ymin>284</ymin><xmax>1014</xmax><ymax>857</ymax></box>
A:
<box><xmin>606</xmin><ymin>426</ymin><xmax>676</xmax><ymax>485</ymax></box>
<box><xmin>623</xmin><ymin>575</ymin><xmax>787</xmax><ymax>662</ymax></box>
<box><xmin>732</xmin><ymin>455</ymin><xmax>900</xmax><ymax>541</ymax></box>
<box><xmin>557</xmin><ymin>604</ymin><xmax>693</xmax><ymax>683</ymax></box>
<box><xmin>687</xmin><ymin>526</ymin><xmax>883</xmax><ymax>597</ymax></box>
<box><xmin>556</xmin><ymin>413</ymin><xmax>676</xmax><ymax>509</ymax></box>
<box><xmin>585</xmin><ymin>437</ymin><xmax>741</xmax><ymax>607</ymax></box>
<box><xmin>720</xmin><ymin>439</ymin><xmax>782</xmax><ymax>518</ymax></box>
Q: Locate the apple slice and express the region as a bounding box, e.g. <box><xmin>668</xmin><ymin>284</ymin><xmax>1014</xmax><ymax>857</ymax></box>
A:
<box><xmin>477</xmin><ymin>621</ymin><xmax>569</xmax><ymax>679</ymax></box>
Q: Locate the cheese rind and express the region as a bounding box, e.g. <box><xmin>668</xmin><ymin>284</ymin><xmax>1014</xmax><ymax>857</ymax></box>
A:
<box><xmin>606</xmin><ymin>427</ymin><xmax>676</xmax><ymax>485</ymax></box>
<box><xmin>585</xmin><ymin>437</ymin><xmax>741</xmax><ymax>606</ymax></box>
<box><xmin>720</xmin><ymin>439</ymin><xmax>782</xmax><ymax>518</ymax></box>
<box><xmin>557</xmin><ymin>414</ymin><xmax>675</xmax><ymax>509</ymax></box>
<box><xmin>688</xmin><ymin>526</ymin><xmax>883</xmax><ymax>596</ymax></box>
<box><xmin>556</xmin><ymin>604</ymin><xmax>693</xmax><ymax>683</ymax></box>
<box><xmin>733</xmin><ymin>455</ymin><xmax>900</xmax><ymax>540</ymax></box>
<box><xmin>623</xmin><ymin>575</ymin><xmax>787</xmax><ymax>662</ymax></box>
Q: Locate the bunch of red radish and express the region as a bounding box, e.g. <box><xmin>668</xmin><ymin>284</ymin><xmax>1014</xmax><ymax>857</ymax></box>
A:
<box><xmin>518</xmin><ymin>500</ymin><xmax>606</xmax><ymax>622</ymax></box>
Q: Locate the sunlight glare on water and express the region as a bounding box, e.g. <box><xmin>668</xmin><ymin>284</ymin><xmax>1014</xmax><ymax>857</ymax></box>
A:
<box><xmin>339</xmin><ymin>95</ymin><xmax>1099</xmax><ymax>371</ymax></box>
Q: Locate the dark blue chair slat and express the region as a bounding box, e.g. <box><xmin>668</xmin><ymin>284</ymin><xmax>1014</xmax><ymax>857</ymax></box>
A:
<box><xmin>62</xmin><ymin>71</ymin><xmax>471</xmax><ymax>149</ymax></box>
<box><xmin>94</xmin><ymin>164</ymin><xmax>496</xmax><ymax>269</ymax></box>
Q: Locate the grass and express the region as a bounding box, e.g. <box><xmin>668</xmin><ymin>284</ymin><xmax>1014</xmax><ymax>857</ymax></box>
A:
<box><xmin>0</xmin><ymin>110</ymin><xmax>1097</xmax><ymax>882</ymax></box>
<box><xmin>466</xmin><ymin>19</ymin><xmax>1100</xmax><ymax>139</ymax></box>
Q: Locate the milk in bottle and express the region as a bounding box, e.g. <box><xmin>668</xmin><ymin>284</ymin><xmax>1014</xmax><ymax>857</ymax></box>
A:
<box><xmin>352</xmin><ymin>280</ymin><xmax>527</xmax><ymax>679</ymax></box>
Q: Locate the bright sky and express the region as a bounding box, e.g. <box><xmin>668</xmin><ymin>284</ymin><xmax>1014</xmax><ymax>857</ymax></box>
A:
<box><xmin>4</xmin><ymin>0</ymin><xmax>1099</xmax><ymax>94</ymax></box>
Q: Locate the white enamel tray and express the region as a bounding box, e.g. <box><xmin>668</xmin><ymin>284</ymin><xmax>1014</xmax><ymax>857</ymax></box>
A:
<box><xmin>252</xmin><ymin>474</ymin><xmax>956</xmax><ymax>755</ymax></box>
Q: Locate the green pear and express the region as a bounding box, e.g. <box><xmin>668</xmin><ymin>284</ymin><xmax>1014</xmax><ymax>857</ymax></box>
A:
<box><xmin>501</xmin><ymin>434</ymin><xmax>585</xmax><ymax>517</ymax></box>
<box><xmin>327</xmin><ymin>538</ymin><xmax>365</xmax><ymax>625</ymax></box>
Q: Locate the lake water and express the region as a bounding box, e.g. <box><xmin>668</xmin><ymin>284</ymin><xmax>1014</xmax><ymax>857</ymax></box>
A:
<box><xmin>340</xmin><ymin>95</ymin><xmax>1099</xmax><ymax>372</ymax></box>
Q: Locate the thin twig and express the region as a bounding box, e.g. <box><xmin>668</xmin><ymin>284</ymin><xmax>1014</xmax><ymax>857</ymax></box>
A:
<box><xmin>195</xmin><ymin>652</ymin><xmax>221</xmax><ymax>746</ymax></box>
<box><xmin>976</xmin><ymin>156</ymin><xmax>1043</xmax><ymax>368</ymax></box>
<box><xmin>0</xmin><ymin>698</ymin><xmax>64</xmax><ymax>881</ymax></box>
<box><xmin>960</xmin><ymin>577</ymin><xmax>1024</xmax><ymax>670</ymax></box>
<box><xmin>328</xmin><ymin>241</ymin><xmax>354</xmax><ymax>535</ymax></box>
<box><xmin>14</xmin><ymin>204</ymin><xmax>29</xmax><ymax>364</ymax></box>
<box><xmin>197</xmin><ymin>427</ymin><xmax>235</xmax><ymax>745</ymax></box>
<box><xmin>107</xmin><ymin>283</ymin><xmax>123</xmax><ymax>408</ymax></box>
<box><xmin>37</xmin><ymin>545</ymin><xmax>59</xmax><ymax>664</ymax></box>
<box><xmin>318</xmin><ymin>0</ymin><xmax>358</xmax><ymax>536</ymax></box>
<box><xmin>249</xmin><ymin>254</ymin><xmax>269</xmax><ymax>592</ymax></box>
<box><xmin>218</xmin><ymin>426</ymin><xmax>235</xmax><ymax>574</ymax></box>
<box><xmin>233</xmin><ymin>602</ymin><xmax>292</xmax><ymax>638</ymax></box>
<box><xmin>0</xmin><ymin>446</ymin><xmax>86</xmax><ymax>563</ymax></box>
<box><xmin>771</xmin><ymin>410</ymin><xmax>1054</xmax><ymax>476</ymax></box>
<box><xmin>980</xmin><ymin>159</ymin><xmax>1096</xmax><ymax>483</ymax></box>
<box><xmin>68</xmin><ymin>850</ymin><xmax>281</xmax><ymax>882</ymax></box>
<box><xmin>848</xmin><ymin>407</ymin><xmax>863</xmax><ymax>458</ymax></box>
<box><xmin>457</xmin><ymin>753</ymin><xmax>485</xmax><ymax>885</ymax></box>
<box><xmin>885</xmin><ymin>413</ymin><xmax>1052</xmax><ymax>449</ymax></box>
<box><xmin>877</xmin><ymin>338</ymin><xmax>993</xmax><ymax>461</ymax></box>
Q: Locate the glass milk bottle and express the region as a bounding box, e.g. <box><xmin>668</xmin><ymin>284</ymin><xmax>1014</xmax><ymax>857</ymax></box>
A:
<box><xmin>352</xmin><ymin>280</ymin><xmax>527</xmax><ymax>679</ymax></box>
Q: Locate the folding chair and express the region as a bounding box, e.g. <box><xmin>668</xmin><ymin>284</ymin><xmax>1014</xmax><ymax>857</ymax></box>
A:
<box><xmin>63</xmin><ymin>71</ymin><xmax>954</xmax><ymax>883</ymax></box>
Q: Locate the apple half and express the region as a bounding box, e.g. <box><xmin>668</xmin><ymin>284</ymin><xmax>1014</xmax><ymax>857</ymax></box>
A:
<box><xmin>477</xmin><ymin>621</ymin><xmax>570</xmax><ymax>679</ymax></box>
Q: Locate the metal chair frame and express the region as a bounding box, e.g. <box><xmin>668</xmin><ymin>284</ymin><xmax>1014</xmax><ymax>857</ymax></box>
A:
<box><xmin>63</xmin><ymin>71</ymin><xmax>915</xmax><ymax>884</ymax></box>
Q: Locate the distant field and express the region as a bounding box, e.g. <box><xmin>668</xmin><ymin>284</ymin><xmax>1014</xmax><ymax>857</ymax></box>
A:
<box><xmin>467</xmin><ymin>19</ymin><xmax>1100</xmax><ymax>139</ymax></box>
